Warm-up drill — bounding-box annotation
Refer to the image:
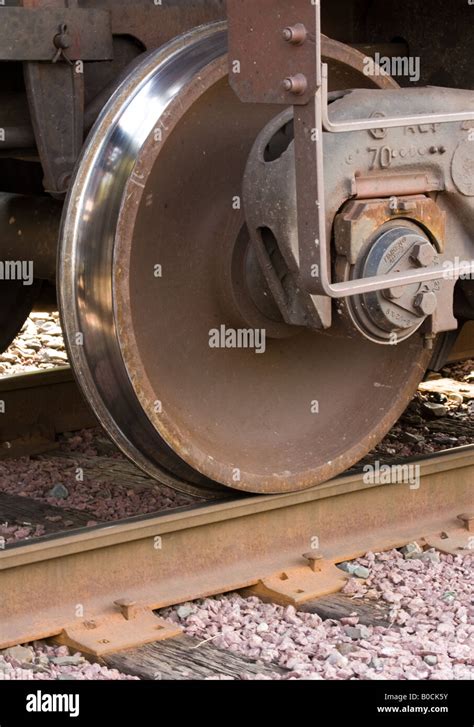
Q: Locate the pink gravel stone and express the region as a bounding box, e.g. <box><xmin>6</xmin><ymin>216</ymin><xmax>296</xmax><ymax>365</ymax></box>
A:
<box><xmin>161</xmin><ymin>549</ymin><xmax>473</xmax><ymax>681</ymax></box>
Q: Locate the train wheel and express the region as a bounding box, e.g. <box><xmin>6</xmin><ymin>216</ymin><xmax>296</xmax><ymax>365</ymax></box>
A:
<box><xmin>59</xmin><ymin>23</ymin><xmax>431</xmax><ymax>495</ymax></box>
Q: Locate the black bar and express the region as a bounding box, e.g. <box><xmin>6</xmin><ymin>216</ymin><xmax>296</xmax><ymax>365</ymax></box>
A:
<box><xmin>0</xmin><ymin>679</ymin><xmax>470</xmax><ymax>725</ymax></box>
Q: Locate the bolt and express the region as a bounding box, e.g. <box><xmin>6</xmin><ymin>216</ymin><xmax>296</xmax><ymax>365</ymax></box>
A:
<box><xmin>283</xmin><ymin>73</ymin><xmax>308</xmax><ymax>95</ymax></box>
<box><xmin>282</xmin><ymin>23</ymin><xmax>307</xmax><ymax>45</ymax></box>
<box><xmin>303</xmin><ymin>551</ymin><xmax>323</xmax><ymax>572</ymax></box>
<box><xmin>383</xmin><ymin>286</ymin><xmax>405</xmax><ymax>301</ymax></box>
<box><xmin>424</xmin><ymin>333</ymin><xmax>436</xmax><ymax>350</ymax></box>
<box><xmin>414</xmin><ymin>291</ymin><xmax>437</xmax><ymax>316</ymax></box>
<box><xmin>457</xmin><ymin>513</ymin><xmax>474</xmax><ymax>532</ymax></box>
<box><xmin>114</xmin><ymin>598</ymin><xmax>139</xmax><ymax>621</ymax></box>
<box><xmin>54</xmin><ymin>23</ymin><xmax>71</xmax><ymax>50</ymax></box>
<box><xmin>410</xmin><ymin>241</ymin><xmax>436</xmax><ymax>267</ymax></box>
<box><xmin>83</xmin><ymin>620</ymin><xmax>97</xmax><ymax>630</ymax></box>
<box><xmin>398</xmin><ymin>200</ymin><xmax>417</xmax><ymax>212</ymax></box>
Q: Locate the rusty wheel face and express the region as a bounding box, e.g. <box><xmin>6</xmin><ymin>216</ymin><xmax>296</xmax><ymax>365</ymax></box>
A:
<box><xmin>60</xmin><ymin>23</ymin><xmax>430</xmax><ymax>495</ymax></box>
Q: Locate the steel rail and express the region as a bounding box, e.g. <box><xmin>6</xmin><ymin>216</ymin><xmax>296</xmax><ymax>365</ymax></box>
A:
<box><xmin>1</xmin><ymin>446</ymin><xmax>473</xmax><ymax>652</ymax></box>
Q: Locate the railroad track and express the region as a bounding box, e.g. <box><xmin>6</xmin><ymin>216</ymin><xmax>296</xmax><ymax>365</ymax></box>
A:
<box><xmin>0</xmin><ymin>366</ymin><xmax>472</xmax><ymax>680</ymax></box>
<box><xmin>1</xmin><ymin>443</ymin><xmax>472</xmax><ymax>673</ymax></box>
<box><xmin>0</xmin><ymin>367</ymin><xmax>96</xmax><ymax>459</ymax></box>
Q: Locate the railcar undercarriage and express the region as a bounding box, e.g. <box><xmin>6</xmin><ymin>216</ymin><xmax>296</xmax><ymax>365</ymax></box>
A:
<box><xmin>0</xmin><ymin>0</ymin><xmax>473</xmax><ymax>494</ymax></box>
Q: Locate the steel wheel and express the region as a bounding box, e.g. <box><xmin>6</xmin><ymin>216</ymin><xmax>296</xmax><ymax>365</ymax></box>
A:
<box><xmin>59</xmin><ymin>23</ymin><xmax>431</xmax><ymax>495</ymax></box>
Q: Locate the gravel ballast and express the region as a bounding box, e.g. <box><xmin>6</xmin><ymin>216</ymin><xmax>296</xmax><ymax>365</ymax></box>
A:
<box><xmin>0</xmin><ymin>313</ymin><xmax>67</xmax><ymax>375</ymax></box>
<box><xmin>162</xmin><ymin>549</ymin><xmax>473</xmax><ymax>680</ymax></box>
<box><xmin>0</xmin><ymin>644</ymin><xmax>137</xmax><ymax>681</ymax></box>
<box><xmin>0</xmin><ymin>428</ymin><xmax>195</xmax><ymax>544</ymax></box>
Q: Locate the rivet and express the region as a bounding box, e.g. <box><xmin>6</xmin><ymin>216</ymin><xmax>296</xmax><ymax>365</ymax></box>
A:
<box><xmin>283</xmin><ymin>73</ymin><xmax>308</xmax><ymax>95</ymax></box>
<box><xmin>282</xmin><ymin>23</ymin><xmax>307</xmax><ymax>45</ymax></box>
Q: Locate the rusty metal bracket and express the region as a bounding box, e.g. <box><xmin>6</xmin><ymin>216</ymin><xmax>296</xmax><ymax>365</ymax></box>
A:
<box><xmin>228</xmin><ymin>0</ymin><xmax>317</xmax><ymax>105</ymax></box>
<box><xmin>56</xmin><ymin>601</ymin><xmax>182</xmax><ymax>657</ymax></box>
<box><xmin>243</xmin><ymin>558</ymin><xmax>348</xmax><ymax>606</ymax></box>
<box><xmin>227</xmin><ymin>0</ymin><xmax>474</xmax><ymax>299</ymax></box>
<box><xmin>24</xmin><ymin>59</ymin><xmax>84</xmax><ymax>196</ymax></box>
<box><xmin>334</xmin><ymin>196</ymin><xmax>447</xmax><ymax>265</ymax></box>
<box><xmin>22</xmin><ymin>0</ymin><xmax>89</xmax><ymax>196</ymax></box>
<box><xmin>423</xmin><ymin>513</ymin><xmax>474</xmax><ymax>556</ymax></box>
<box><xmin>0</xmin><ymin>7</ymin><xmax>113</xmax><ymax>62</ymax></box>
